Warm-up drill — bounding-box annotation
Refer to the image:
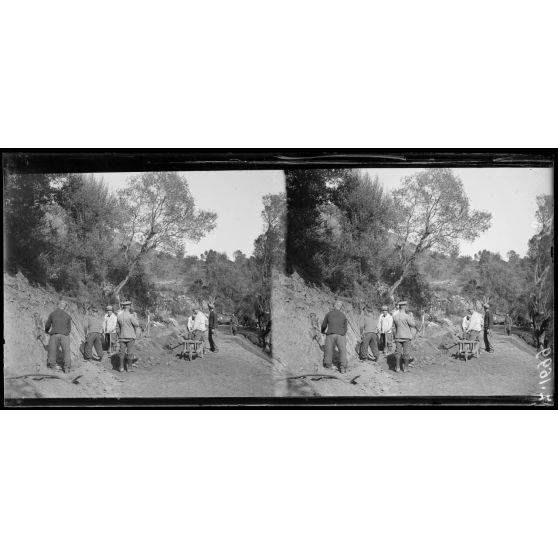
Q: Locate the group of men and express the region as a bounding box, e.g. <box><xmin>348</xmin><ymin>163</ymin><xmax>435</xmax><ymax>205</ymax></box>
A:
<box><xmin>45</xmin><ymin>299</ymin><xmax>140</xmax><ymax>374</ymax></box>
<box><xmin>179</xmin><ymin>303</ymin><xmax>219</xmax><ymax>356</ymax></box>
<box><xmin>460</xmin><ymin>303</ymin><xmax>496</xmax><ymax>353</ymax></box>
<box><xmin>45</xmin><ymin>299</ymin><xmax>224</xmax><ymax>373</ymax></box>
<box><xmin>320</xmin><ymin>300</ymin><xmax>416</xmax><ymax>374</ymax></box>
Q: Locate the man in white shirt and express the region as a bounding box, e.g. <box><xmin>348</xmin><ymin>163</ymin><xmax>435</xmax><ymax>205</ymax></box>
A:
<box><xmin>377</xmin><ymin>305</ymin><xmax>394</xmax><ymax>355</ymax></box>
<box><xmin>462</xmin><ymin>314</ymin><xmax>471</xmax><ymax>336</ymax></box>
<box><xmin>465</xmin><ymin>308</ymin><xmax>482</xmax><ymax>341</ymax></box>
<box><xmin>192</xmin><ymin>307</ymin><xmax>208</xmax><ymax>358</ymax></box>
<box><xmin>102</xmin><ymin>305</ymin><xmax>118</xmax><ymax>355</ymax></box>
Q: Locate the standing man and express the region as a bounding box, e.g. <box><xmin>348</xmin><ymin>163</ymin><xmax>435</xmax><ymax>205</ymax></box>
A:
<box><xmin>117</xmin><ymin>300</ymin><xmax>140</xmax><ymax>372</ymax></box>
<box><xmin>102</xmin><ymin>305</ymin><xmax>118</xmax><ymax>355</ymax></box>
<box><xmin>84</xmin><ymin>306</ymin><xmax>104</xmax><ymax>361</ymax></box>
<box><xmin>392</xmin><ymin>301</ymin><xmax>416</xmax><ymax>373</ymax></box>
<box><xmin>465</xmin><ymin>307</ymin><xmax>483</xmax><ymax>342</ymax></box>
<box><xmin>208</xmin><ymin>302</ymin><xmax>219</xmax><ymax>353</ymax></box>
<box><xmin>504</xmin><ymin>313</ymin><xmax>512</xmax><ymax>336</ymax></box>
<box><xmin>45</xmin><ymin>299</ymin><xmax>72</xmax><ymax>373</ymax></box>
<box><xmin>462</xmin><ymin>313</ymin><xmax>471</xmax><ymax>336</ymax></box>
<box><xmin>483</xmin><ymin>303</ymin><xmax>495</xmax><ymax>353</ymax></box>
<box><xmin>359</xmin><ymin>305</ymin><xmax>380</xmax><ymax>361</ymax></box>
<box><xmin>377</xmin><ymin>305</ymin><xmax>394</xmax><ymax>355</ymax></box>
<box><xmin>321</xmin><ymin>301</ymin><xmax>348</xmax><ymax>374</ymax></box>
<box><xmin>231</xmin><ymin>312</ymin><xmax>239</xmax><ymax>336</ymax></box>
<box><xmin>192</xmin><ymin>306</ymin><xmax>208</xmax><ymax>358</ymax></box>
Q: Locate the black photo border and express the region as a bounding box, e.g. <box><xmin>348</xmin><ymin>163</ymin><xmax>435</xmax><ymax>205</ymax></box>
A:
<box><xmin>2</xmin><ymin>148</ymin><xmax>556</xmax><ymax>409</ymax></box>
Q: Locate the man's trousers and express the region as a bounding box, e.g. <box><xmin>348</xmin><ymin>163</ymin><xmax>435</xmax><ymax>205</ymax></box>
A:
<box><xmin>47</xmin><ymin>333</ymin><xmax>71</xmax><ymax>370</ymax></box>
<box><xmin>323</xmin><ymin>334</ymin><xmax>347</xmax><ymax>370</ymax></box>
<box><xmin>360</xmin><ymin>331</ymin><xmax>379</xmax><ymax>360</ymax></box>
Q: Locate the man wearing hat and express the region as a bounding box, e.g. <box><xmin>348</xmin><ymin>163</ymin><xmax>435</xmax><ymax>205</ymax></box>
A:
<box><xmin>116</xmin><ymin>301</ymin><xmax>140</xmax><ymax>372</ymax></box>
<box><xmin>102</xmin><ymin>305</ymin><xmax>118</xmax><ymax>355</ymax></box>
<box><xmin>392</xmin><ymin>301</ymin><xmax>416</xmax><ymax>372</ymax></box>
<box><xmin>483</xmin><ymin>302</ymin><xmax>495</xmax><ymax>353</ymax></box>
<box><xmin>208</xmin><ymin>302</ymin><xmax>219</xmax><ymax>353</ymax></box>
<box><xmin>377</xmin><ymin>305</ymin><xmax>394</xmax><ymax>355</ymax></box>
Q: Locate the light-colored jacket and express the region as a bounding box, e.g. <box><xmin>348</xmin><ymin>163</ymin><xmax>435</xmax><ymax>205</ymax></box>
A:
<box><xmin>117</xmin><ymin>310</ymin><xmax>140</xmax><ymax>339</ymax></box>
<box><xmin>377</xmin><ymin>313</ymin><xmax>394</xmax><ymax>334</ymax></box>
<box><xmin>193</xmin><ymin>311</ymin><xmax>208</xmax><ymax>332</ymax></box>
<box><xmin>462</xmin><ymin>315</ymin><xmax>471</xmax><ymax>331</ymax></box>
<box><xmin>468</xmin><ymin>311</ymin><xmax>483</xmax><ymax>332</ymax></box>
<box><xmin>103</xmin><ymin>312</ymin><xmax>118</xmax><ymax>334</ymax></box>
<box><xmin>393</xmin><ymin>312</ymin><xmax>416</xmax><ymax>340</ymax></box>
<box><xmin>187</xmin><ymin>316</ymin><xmax>195</xmax><ymax>332</ymax></box>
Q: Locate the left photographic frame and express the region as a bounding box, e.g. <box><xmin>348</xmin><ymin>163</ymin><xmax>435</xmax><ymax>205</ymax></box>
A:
<box><xmin>3</xmin><ymin>151</ymin><xmax>285</xmax><ymax>405</ymax></box>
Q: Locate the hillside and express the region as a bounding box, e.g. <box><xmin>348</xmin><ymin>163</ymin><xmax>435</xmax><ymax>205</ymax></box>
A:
<box><xmin>271</xmin><ymin>270</ymin><xmax>542</xmax><ymax>398</ymax></box>
<box><xmin>4</xmin><ymin>272</ymin><xmax>274</xmax><ymax>400</ymax></box>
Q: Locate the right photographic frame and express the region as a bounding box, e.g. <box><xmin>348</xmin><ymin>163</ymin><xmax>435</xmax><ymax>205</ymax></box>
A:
<box><xmin>272</xmin><ymin>155</ymin><xmax>554</xmax><ymax>406</ymax></box>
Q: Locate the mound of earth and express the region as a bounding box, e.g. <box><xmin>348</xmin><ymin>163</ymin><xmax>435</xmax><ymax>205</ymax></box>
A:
<box><xmin>4</xmin><ymin>272</ymin><xmax>122</xmax><ymax>399</ymax></box>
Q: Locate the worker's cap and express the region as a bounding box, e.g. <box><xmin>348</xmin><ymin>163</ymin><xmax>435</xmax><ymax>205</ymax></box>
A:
<box><xmin>121</xmin><ymin>301</ymin><xmax>132</xmax><ymax>306</ymax></box>
<box><xmin>398</xmin><ymin>301</ymin><xmax>407</xmax><ymax>306</ymax></box>
<box><xmin>483</xmin><ymin>303</ymin><xmax>490</xmax><ymax>308</ymax></box>
<box><xmin>106</xmin><ymin>305</ymin><xmax>113</xmax><ymax>311</ymax></box>
<box><xmin>208</xmin><ymin>303</ymin><xmax>214</xmax><ymax>308</ymax></box>
<box><xmin>381</xmin><ymin>305</ymin><xmax>388</xmax><ymax>311</ymax></box>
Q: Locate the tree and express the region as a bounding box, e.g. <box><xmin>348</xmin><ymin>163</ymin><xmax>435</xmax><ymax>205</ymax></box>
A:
<box><xmin>389</xmin><ymin>169</ymin><xmax>492</xmax><ymax>301</ymax></box>
<box><xmin>285</xmin><ymin>169</ymin><xmax>346</xmax><ymax>281</ymax></box>
<box><xmin>115</xmin><ymin>172</ymin><xmax>217</xmax><ymax>298</ymax></box>
<box><xmin>526</xmin><ymin>194</ymin><xmax>553</xmax><ymax>348</ymax></box>
<box><xmin>4</xmin><ymin>173</ymin><xmax>54</xmax><ymax>281</ymax></box>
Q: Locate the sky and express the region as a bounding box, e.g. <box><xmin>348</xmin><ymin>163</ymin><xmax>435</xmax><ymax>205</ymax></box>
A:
<box><xmin>365</xmin><ymin>167</ymin><xmax>553</xmax><ymax>259</ymax></box>
<box><xmin>98</xmin><ymin>170</ymin><xmax>285</xmax><ymax>259</ymax></box>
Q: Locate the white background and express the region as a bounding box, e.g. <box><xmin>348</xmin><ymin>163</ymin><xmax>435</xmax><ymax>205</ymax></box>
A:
<box><xmin>1</xmin><ymin>1</ymin><xmax>556</xmax><ymax>558</ymax></box>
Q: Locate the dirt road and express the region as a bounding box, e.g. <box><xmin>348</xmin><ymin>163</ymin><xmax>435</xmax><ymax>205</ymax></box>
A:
<box><xmin>106</xmin><ymin>326</ymin><xmax>274</xmax><ymax>398</ymax></box>
<box><xmin>382</xmin><ymin>327</ymin><xmax>543</xmax><ymax>397</ymax></box>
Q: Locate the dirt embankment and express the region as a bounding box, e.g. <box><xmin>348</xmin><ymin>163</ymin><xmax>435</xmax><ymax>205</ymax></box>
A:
<box><xmin>4</xmin><ymin>272</ymin><xmax>122</xmax><ymax>399</ymax></box>
<box><xmin>4</xmin><ymin>272</ymin><xmax>275</xmax><ymax>400</ymax></box>
<box><xmin>272</xmin><ymin>271</ymin><xmax>474</xmax><ymax>397</ymax></box>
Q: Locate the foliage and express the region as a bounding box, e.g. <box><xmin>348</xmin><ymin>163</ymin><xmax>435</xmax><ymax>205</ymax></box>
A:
<box><xmin>4</xmin><ymin>173</ymin><xmax>54</xmax><ymax>281</ymax></box>
<box><xmin>115</xmin><ymin>172</ymin><xmax>217</xmax><ymax>296</ymax></box>
<box><xmin>390</xmin><ymin>168</ymin><xmax>492</xmax><ymax>298</ymax></box>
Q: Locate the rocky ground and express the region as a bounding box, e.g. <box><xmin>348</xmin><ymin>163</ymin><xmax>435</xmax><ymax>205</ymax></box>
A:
<box><xmin>271</xmin><ymin>271</ymin><xmax>549</xmax><ymax>398</ymax></box>
<box><xmin>3</xmin><ymin>272</ymin><xmax>274</xmax><ymax>400</ymax></box>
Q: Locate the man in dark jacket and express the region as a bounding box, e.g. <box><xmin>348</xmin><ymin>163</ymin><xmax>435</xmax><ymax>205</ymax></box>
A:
<box><xmin>321</xmin><ymin>301</ymin><xmax>348</xmax><ymax>374</ymax></box>
<box><xmin>45</xmin><ymin>299</ymin><xmax>72</xmax><ymax>373</ymax></box>
<box><xmin>208</xmin><ymin>303</ymin><xmax>219</xmax><ymax>353</ymax></box>
<box><xmin>483</xmin><ymin>303</ymin><xmax>495</xmax><ymax>353</ymax></box>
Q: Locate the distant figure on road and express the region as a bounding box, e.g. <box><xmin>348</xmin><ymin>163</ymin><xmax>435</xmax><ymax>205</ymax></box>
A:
<box><xmin>117</xmin><ymin>300</ymin><xmax>140</xmax><ymax>372</ymax></box>
<box><xmin>84</xmin><ymin>306</ymin><xmax>104</xmax><ymax>361</ymax></box>
<box><xmin>392</xmin><ymin>301</ymin><xmax>416</xmax><ymax>373</ymax></box>
<box><xmin>45</xmin><ymin>299</ymin><xmax>72</xmax><ymax>374</ymax></box>
<box><xmin>102</xmin><ymin>305</ymin><xmax>118</xmax><ymax>355</ymax></box>
<box><xmin>483</xmin><ymin>303</ymin><xmax>495</xmax><ymax>353</ymax></box>
<box><xmin>231</xmin><ymin>313</ymin><xmax>239</xmax><ymax>336</ymax></box>
<box><xmin>359</xmin><ymin>305</ymin><xmax>379</xmax><ymax>361</ymax></box>
<box><xmin>321</xmin><ymin>300</ymin><xmax>348</xmax><ymax>374</ymax></box>
<box><xmin>208</xmin><ymin>302</ymin><xmax>219</xmax><ymax>353</ymax></box>
<box><xmin>377</xmin><ymin>305</ymin><xmax>394</xmax><ymax>355</ymax></box>
<box><xmin>465</xmin><ymin>308</ymin><xmax>482</xmax><ymax>342</ymax></box>
<box><xmin>483</xmin><ymin>302</ymin><xmax>494</xmax><ymax>353</ymax></box>
<box><xmin>504</xmin><ymin>313</ymin><xmax>512</xmax><ymax>336</ymax></box>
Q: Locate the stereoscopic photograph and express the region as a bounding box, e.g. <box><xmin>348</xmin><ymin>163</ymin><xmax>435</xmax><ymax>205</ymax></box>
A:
<box><xmin>2</xmin><ymin>152</ymin><xmax>555</xmax><ymax>406</ymax></box>
<box><xmin>4</xmin><ymin>164</ymin><xmax>284</xmax><ymax>400</ymax></box>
